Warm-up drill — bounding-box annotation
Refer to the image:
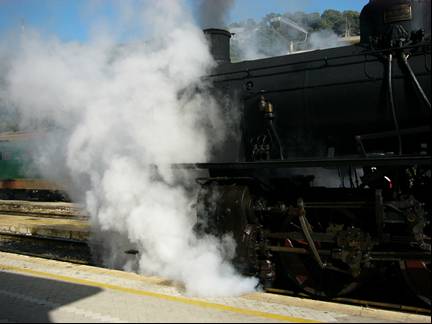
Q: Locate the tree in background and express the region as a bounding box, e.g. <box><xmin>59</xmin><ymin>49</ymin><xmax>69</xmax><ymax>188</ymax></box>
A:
<box><xmin>320</xmin><ymin>9</ymin><xmax>345</xmax><ymax>35</ymax></box>
<box><xmin>342</xmin><ymin>10</ymin><xmax>360</xmax><ymax>37</ymax></box>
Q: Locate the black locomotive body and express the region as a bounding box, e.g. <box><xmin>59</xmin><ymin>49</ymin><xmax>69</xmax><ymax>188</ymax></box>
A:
<box><xmin>195</xmin><ymin>0</ymin><xmax>431</xmax><ymax>303</ymax></box>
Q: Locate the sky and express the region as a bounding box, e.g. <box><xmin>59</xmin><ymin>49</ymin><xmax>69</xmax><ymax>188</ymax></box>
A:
<box><xmin>0</xmin><ymin>0</ymin><xmax>368</xmax><ymax>42</ymax></box>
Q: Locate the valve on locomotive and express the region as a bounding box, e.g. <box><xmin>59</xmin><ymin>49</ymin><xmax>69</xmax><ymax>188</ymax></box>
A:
<box><xmin>251</xmin><ymin>95</ymin><xmax>285</xmax><ymax>161</ymax></box>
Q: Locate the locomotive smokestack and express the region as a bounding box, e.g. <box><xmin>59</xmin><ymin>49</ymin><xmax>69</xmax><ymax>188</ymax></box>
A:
<box><xmin>204</xmin><ymin>28</ymin><xmax>232</xmax><ymax>64</ymax></box>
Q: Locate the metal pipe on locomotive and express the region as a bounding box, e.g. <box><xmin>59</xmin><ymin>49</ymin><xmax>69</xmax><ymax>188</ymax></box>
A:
<box><xmin>193</xmin><ymin>0</ymin><xmax>431</xmax><ymax>304</ymax></box>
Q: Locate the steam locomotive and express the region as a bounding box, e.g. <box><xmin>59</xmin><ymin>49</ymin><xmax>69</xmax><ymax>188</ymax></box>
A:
<box><xmin>192</xmin><ymin>0</ymin><xmax>431</xmax><ymax>303</ymax></box>
<box><xmin>0</xmin><ymin>0</ymin><xmax>429</xmax><ymax>306</ymax></box>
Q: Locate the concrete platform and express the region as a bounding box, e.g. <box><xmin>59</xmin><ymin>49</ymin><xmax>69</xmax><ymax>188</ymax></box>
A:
<box><xmin>0</xmin><ymin>214</ymin><xmax>89</xmax><ymax>241</ymax></box>
<box><xmin>0</xmin><ymin>252</ymin><xmax>429</xmax><ymax>323</ymax></box>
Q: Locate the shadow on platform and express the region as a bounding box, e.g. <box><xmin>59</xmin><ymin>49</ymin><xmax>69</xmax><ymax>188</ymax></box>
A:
<box><xmin>0</xmin><ymin>270</ymin><xmax>102</xmax><ymax>323</ymax></box>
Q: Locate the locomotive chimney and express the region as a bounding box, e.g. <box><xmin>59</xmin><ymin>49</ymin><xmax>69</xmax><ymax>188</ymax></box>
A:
<box><xmin>203</xmin><ymin>28</ymin><xmax>232</xmax><ymax>64</ymax></box>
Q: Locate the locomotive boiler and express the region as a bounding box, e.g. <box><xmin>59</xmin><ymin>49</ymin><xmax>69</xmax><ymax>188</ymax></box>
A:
<box><xmin>192</xmin><ymin>0</ymin><xmax>431</xmax><ymax>304</ymax></box>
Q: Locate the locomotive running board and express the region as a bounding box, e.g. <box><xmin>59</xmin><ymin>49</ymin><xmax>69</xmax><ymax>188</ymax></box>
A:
<box><xmin>175</xmin><ymin>155</ymin><xmax>431</xmax><ymax>170</ymax></box>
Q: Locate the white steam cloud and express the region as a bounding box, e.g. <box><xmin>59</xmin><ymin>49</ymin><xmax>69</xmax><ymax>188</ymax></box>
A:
<box><xmin>197</xmin><ymin>0</ymin><xmax>235</xmax><ymax>29</ymax></box>
<box><xmin>231</xmin><ymin>26</ymin><xmax>349</xmax><ymax>61</ymax></box>
<box><xmin>309</xmin><ymin>29</ymin><xmax>348</xmax><ymax>50</ymax></box>
<box><xmin>0</xmin><ymin>0</ymin><xmax>257</xmax><ymax>296</ymax></box>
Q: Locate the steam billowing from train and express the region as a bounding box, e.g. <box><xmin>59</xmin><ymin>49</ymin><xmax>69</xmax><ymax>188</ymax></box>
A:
<box><xmin>0</xmin><ymin>0</ymin><xmax>257</xmax><ymax>296</ymax></box>
<box><xmin>197</xmin><ymin>0</ymin><xmax>235</xmax><ymax>28</ymax></box>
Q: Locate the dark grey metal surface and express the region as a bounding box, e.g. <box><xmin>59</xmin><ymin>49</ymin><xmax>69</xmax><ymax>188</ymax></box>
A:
<box><xmin>176</xmin><ymin>155</ymin><xmax>431</xmax><ymax>170</ymax></box>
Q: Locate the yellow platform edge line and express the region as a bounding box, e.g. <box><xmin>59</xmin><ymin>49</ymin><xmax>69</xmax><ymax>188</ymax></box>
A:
<box><xmin>0</xmin><ymin>264</ymin><xmax>320</xmax><ymax>323</ymax></box>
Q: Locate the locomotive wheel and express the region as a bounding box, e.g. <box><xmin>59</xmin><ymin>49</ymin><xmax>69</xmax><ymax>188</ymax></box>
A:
<box><xmin>400</xmin><ymin>260</ymin><xmax>431</xmax><ymax>306</ymax></box>
<box><xmin>276</xmin><ymin>208</ymin><xmax>368</xmax><ymax>298</ymax></box>
<box><xmin>277</xmin><ymin>251</ymin><xmax>363</xmax><ymax>298</ymax></box>
<box><xmin>196</xmin><ymin>183</ymin><xmax>258</xmax><ymax>275</ymax></box>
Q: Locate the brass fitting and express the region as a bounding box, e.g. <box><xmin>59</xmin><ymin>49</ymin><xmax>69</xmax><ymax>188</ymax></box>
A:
<box><xmin>265</xmin><ymin>102</ymin><xmax>273</xmax><ymax>114</ymax></box>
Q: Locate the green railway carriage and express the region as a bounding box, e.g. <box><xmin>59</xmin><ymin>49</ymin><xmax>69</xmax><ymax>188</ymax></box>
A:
<box><xmin>0</xmin><ymin>132</ymin><xmax>35</xmax><ymax>178</ymax></box>
<box><xmin>0</xmin><ymin>132</ymin><xmax>67</xmax><ymax>201</ymax></box>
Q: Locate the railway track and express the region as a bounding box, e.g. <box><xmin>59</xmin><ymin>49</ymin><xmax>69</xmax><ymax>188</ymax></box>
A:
<box><xmin>0</xmin><ymin>232</ymin><xmax>92</xmax><ymax>265</ymax></box>
<box><xmin>0</xmin><ymin>199</ymin><xmax>93</xmax><ymax>264</ymax></box>
<box><xmin>0</xmin><ymin>199</ymin><xmax>430</xmax><ymax>317</ymax></box>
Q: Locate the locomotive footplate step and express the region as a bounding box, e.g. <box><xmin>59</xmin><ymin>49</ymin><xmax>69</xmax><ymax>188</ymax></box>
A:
<box><xmin>0</xmin><ymin>251</ymin><xmax>429</xmax><ymax>323</ymax></box>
